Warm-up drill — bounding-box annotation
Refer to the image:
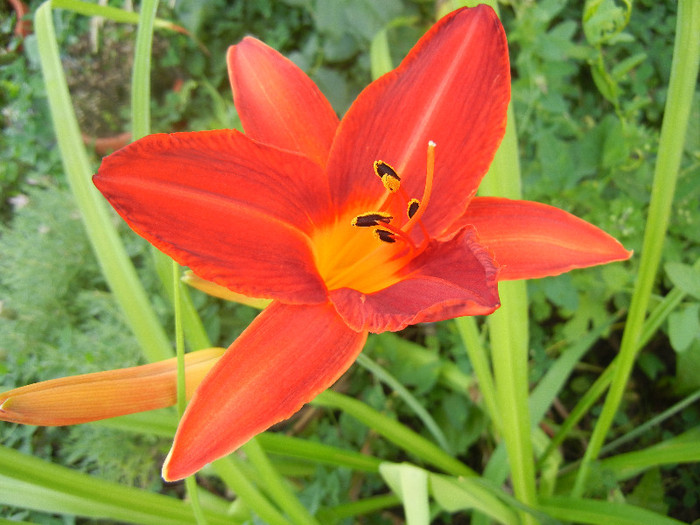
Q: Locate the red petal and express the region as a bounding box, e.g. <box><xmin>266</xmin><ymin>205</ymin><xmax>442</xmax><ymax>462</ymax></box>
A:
<box><xmin>463</xmin><ymin>197</ymin><xmax>632</xmax><ymax>280</ymax></box>
<box><xmin>228</xmin><ymin>38</ymin><xmax>339</xmax><ymax>167</ymax></box>
<box><xmin>162</xmin><ymin>301</ymin><xmax>366</xmax><ymax>481</ymax></box>
<box><xmin>94</xmin><ymin>130</ymin><xmax>330</xmax><ymax>304</ymax></box>
<box><xmin>329</xmin><ymin>227</ymin><xmax>500</xmax><ymax>333</ymax></box>
<box><xmin>327</xmin><ymin>5</ymin><xmax>510</xmax><ymax>235</ymax></box>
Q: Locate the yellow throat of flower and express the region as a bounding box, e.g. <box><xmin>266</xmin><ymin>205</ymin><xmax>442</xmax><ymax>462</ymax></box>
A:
<box><xmin>313</xmin><ymin>141</ymin><xmax>436</xmax><ymax>295</ymax></box>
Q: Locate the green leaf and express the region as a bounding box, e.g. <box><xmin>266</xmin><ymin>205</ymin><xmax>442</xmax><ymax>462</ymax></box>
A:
<box><xmin>611</xmin><ymin>52</ymin><xmax>648</xmax><ymax>80</ymax></box>
<box><xmin>540</xmin><ymin>496</ymin><xmax>685</xmax><ymax>525</ymax></box>
<box><xmin>356</xmin><ymin>353</ymin><xmax>452</xmax><ymax>453</ymax></box>
<box><xmin>0</xmin><ymin>445</ymin><xmax>231</xmax><ymax>524</ymax></box>
<box><xmin>582</xmin><ymin>0</ymin><xmax>632</xmax><ymax>46</ymax></box>
<box><xmin>666</xmin><ymin>262</ymin><xmax>700</xmax><ymax>300</ymax></box>
<box><xmin>379</xmin><ymin>463</ymin><xmax>430</xmax><ymax>525</ymax></box>
<box><xmin>676</xmin><ymin>341</ymin><xmax>700</xmax><ymax>392</ymax></box>
<box><xmin>668</xmin><ymin>304</ymin><xmax>700</xmax><ymax>353</ymax></box>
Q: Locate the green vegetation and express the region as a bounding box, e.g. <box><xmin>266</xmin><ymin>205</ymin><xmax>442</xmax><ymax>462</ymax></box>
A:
<box><xmin>1</xmin><ymin>0</ymin><xmax>698</xmax><ymax>523</ymax></box>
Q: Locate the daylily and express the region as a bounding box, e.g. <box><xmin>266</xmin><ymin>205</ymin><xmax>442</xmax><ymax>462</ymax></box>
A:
<box><xmin>3</xmin><ymin>5</ymin><xmax>630</xmax><ymax>481</ymax></box>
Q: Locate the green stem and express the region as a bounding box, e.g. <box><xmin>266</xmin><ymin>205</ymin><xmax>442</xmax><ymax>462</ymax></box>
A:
<box><xmin>573</xmin><ymin>0</ymin><xmax>700</xmax><ymax>495</ymax></box>
<box><xmin>473</xmin><ymin>3</ymin><xmax>537</xmax><ymax>517</ymax></box>
<box><xmin>454</xmin><ymin>316</ymin><xmax>501</xmax><ymax>433</ymax></box>
<box><xmin>131</xmin><ymin>3</ymin><xmax>207</xmax><ymax>520</ymax></box>
<box><xmin>35</xmin><ymin>1</ymin><xmax>172</xmax><ymax>362</ymax></box>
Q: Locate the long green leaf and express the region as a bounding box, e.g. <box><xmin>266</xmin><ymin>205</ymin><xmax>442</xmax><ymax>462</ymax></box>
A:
<box><xmin>313</xmin><ymin>390</ymin><xmax>474</xmax><ymax>477</ymax></box>
<box><xmin>454</xmin><ymin>316</ymin><xmax>501</xmax><ymax>432</ymax></box>
<box><xmin>539</xmin><ymin>496</ymin><xmax>686</xmax><ymax>525</ymax></box>
<box><xmin>0</xmin><ymin>445</ymin><xmax>229</xmax><ymax>524</ymax></box>
<box><xmin>356</xmin><ymin>353</ymin><xmax>452</xmax><ymax>453</ymax></box>
<box><xmin>257</xmin><ymin>433</ymin><xmax>382</xmax><ymax>473</ymax></box>
<box><xmin>51</xmin><ymin>0</ymin><xmax>188</xmax><ymax>33</ymax></box>
<box><xmin>316</xmin><ymin>494</ymin><xmax>401</xmax><ymax>523</ymax></box>
<box><xmin>35</xmin><ymin>0</ymin><xmax>172</xmax><ymax>363</ymax></box>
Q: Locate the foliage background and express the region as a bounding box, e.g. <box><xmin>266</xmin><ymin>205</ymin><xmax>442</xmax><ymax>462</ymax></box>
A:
<box><xmin>0</xmin><ymin>0</ymin><xmax>698</xmax><ymax>523</ymax></box>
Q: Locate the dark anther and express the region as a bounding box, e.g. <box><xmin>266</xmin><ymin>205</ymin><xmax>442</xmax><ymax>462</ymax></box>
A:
<box><xmin>374</xmin><ymin>160</ymin><xmax>400</xmax><ymax>181</ymax></box>
<box><xmin>374</xmin><ymin>229</ymin><xmax>396</xmax><ymax>243</ymax></box>
<box><xmin>352</xmin><ymin>213</ymin><xmax>393</xmax><ymax>227</ymax></box>
<box><xmin>407</xmin><ymin>199</ymin><xmax>420</xmax><ymax>219</ymax></box>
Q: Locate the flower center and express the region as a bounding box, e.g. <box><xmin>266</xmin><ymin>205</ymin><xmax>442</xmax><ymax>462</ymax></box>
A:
<box><xmin>313</xmin><ymin>141</ymin><xmax>436</xmax><ymax>294</ymax></box>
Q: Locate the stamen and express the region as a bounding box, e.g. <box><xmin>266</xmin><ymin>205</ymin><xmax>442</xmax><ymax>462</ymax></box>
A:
<box><xmin>374</xmin><ymin>160</ymin><xmax>401</xmax><ymax>193</ymax></box>
<box><xmin>407</xmin><ymin>199</ymin><xmax>420</xmax><ymax>219</ymax></box>
<box><xmin>401</xmin><ymin>141</ymin><xmax>435</xmax><ymax>234</ymax></box>
<box><xmin>373</xmin><ymin>229</ymin><xmax>396</xmax><ymax>243</ymax></box>
<box><xmin>351</xmin><ymin>212</ymin><xmax>393</xmax><ymax>227</ymax></box>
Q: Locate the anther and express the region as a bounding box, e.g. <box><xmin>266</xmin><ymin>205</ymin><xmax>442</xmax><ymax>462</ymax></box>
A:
<box><xmin>351</xmin><ymin>212</ymin><xmax>393</xmax><ymax>227</ymax></box>
<box><xmin>407</xmin><ymin>199</ymin><xmax>420</xmax><ymax>219</ymax></box>
<box><xmin>373</xmin><ymin>229</ymin><xmax>396</xmax><ymax>243</ymax></box>
<box><xmin>374</xmin><ymin>160</ymin><xmax>401</xmax><ymax>193</ymax></box>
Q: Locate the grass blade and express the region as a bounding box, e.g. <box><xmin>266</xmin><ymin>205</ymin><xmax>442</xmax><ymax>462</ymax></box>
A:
<box><xmin>35</xmin><ymin>0</ymin><xmax>172</xmax><ymax>363</ymax></box>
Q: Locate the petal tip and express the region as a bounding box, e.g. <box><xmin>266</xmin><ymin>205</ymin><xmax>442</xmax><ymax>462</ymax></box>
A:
<box><xmin>161</xmin><ymin>447</ymin><xmax>184</xmax><ymax>482</ymax></box>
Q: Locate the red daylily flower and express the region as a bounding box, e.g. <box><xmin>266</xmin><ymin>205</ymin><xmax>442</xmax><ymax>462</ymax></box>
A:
<box><xmin>92</xmin><ymin>5</ymin><xmax>630</xmax><ymax>481</ymax></box>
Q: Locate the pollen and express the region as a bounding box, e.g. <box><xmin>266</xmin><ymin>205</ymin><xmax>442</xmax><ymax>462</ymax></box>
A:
<box><xmin>407</xmin><ymin>199</ymin><xmax>420</xmax><ymax>219</ymax></box>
